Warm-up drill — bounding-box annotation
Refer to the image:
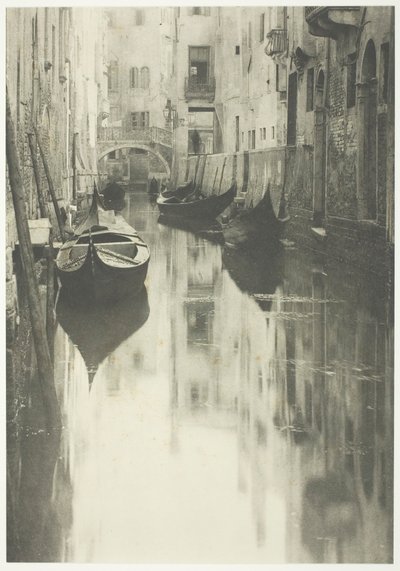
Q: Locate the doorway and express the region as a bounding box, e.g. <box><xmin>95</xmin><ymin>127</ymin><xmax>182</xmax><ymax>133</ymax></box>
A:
<box><xmin>287</xmin><ymin>72</ymin><xmax>297</xmax><ymax>146</ymax></box>
<box><xmin>359</xmin><ymin>40</ymin><xmax>377</xmax><ymax>220</ymax></box>
<box><xmin>313</xmin><ymin>69</ymin><xmax>326</xmax><ymax>226</ymax></box>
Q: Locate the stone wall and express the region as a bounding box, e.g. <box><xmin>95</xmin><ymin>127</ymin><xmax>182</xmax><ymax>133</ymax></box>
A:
<box><xmin>183</xmin><ymin>146</ymin><xmax>391</xmax><ymax>275</ymax></box>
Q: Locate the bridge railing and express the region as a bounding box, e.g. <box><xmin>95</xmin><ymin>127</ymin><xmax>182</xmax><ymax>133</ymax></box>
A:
<box><xmin>98</xmin><ymin>126</ymin><xmax>173</xmax><ymax>148</ymax></box>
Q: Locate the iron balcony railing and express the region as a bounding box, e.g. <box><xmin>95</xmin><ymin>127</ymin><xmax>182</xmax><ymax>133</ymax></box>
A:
<box><xmin>98</xmin><ymin>126</ymin><xmax>173</xmax><ymax>147</ymax></box>
<box><xmin>265</xmin><ymin>28</ymin><xmax>288</xmax><ymax>56</ymax></box>
<box><xmin>304</xmin><ymin>7</ymin><xmax>320</xmax><ymax>19</ymax></box>
<box><xmin>184</xmin><ymin>76</ymin><xmax>216</xmax><ymax>100</ymax></box>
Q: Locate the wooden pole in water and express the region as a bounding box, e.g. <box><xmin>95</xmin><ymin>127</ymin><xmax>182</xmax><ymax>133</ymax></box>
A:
<box><xmin>6</xmin><ymin>87</ymin><xmax>61</xmax><ymax>430</ymax></box>
<box><xmin>27</xmin><ymin>132</ymin><xmax>48</xmax><ymax>219</ymax></box>
<box><xmin>33</xmin><ymin>124</ymin><xmax>66</xmax><ymax>242</ymax></box>
<box><xmin>72</xmin><ymin>132</ymin><xmax>78</xmax><ymax>201</ymax></box>
<box><xmin>46</xmin><ymin>227</ymin><xmax>55</xmax><ymax>361</ymax></box>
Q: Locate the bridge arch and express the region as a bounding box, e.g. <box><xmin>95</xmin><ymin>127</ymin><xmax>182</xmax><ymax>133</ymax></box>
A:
<box><xmin>98</xmin><ymin>143</ymin><xmax>171</xmax><ymax>178</ymax></box>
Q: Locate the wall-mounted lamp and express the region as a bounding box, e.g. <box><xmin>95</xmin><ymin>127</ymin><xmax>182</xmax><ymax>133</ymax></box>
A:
<box><xmin>163</xmin><ymin>99</ymin><xmax>178</xmax><ymax>128</ymax></box>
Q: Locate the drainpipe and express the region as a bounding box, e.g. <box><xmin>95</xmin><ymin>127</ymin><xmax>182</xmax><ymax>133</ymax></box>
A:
<box><xmin>386</xmin><ymin>6</ymin><xmax>394</xmax><ymax>245</ymax></box>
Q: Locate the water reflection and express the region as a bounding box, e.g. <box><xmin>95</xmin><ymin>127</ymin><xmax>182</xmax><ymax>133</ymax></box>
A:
<box><xmin>56</xmin><ymin>287</ymin><xmax>150</xmax><ymax>387</ymax></box>
<box><xmin>8</xmin><ymin>191</ymin><xmax>393</xmax><ymax>563</ymax></box>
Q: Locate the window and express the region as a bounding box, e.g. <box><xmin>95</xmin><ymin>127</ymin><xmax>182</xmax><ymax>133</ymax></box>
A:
<box><xmin>259</xmin><ymin>128</ymin><xmax>263</xmax><ymax>140</ymax></box>
<box><xmin>110</xmin><ymin>106</ymin><xmax>119</xmax><ymax>122</ymax></box>
<box><xmin>260</xmin><ymin>13</ymin><xmax>265</xmax><ymax>42</ymax></box>
<box><xmin>108</xmin><ymin>150</ymin><xmax>117</xmax><ymax>159</ymax></box>
<box><xmin>263</xmin><ymin>127</ymin><xmax>266</xmax><ymax>140</ymax></box>
<box><xmin>235</xmin><ymin>116</ymin><xmax>240</xmax><ymax>151</ymax></box>
<box><xmin>134</xmin><ymin>9</ymin><xmax>144</xmax><ymax>25</ymax></box>
<box><xmin>381</xmin><ymin>43</ymin><xmax>389</xmax><ymax>103</ymax></box>
<box><xmin>248</xmin><ymin>131</ymin><xmax>251</xmax><ymax>149</ymax></box>
<box><xmin>108</xmin><ymin>61</ymin><xmax>119</xmax><ymax>90</ymax></box>
<box><xmin>271</xmin><ymin>126</ymin><xmax>275</xmax><ymax>140</ymax></box>
<box><xmin>129</xmin><ymin>67</ymin><xmax>138</xmax><ymax>88</ymax></box>
<box><xmin>275</xmin><ymin>64</ymin><xmax>279</xmax><ymax>91</ymax></box>
<box><xmin>140</xmin><ymin>66</ymin><xmax>150</xmax><ymax>89</ymax></box>
<box><xmin>189</xmin><ymin>46</ymin><xmax>210</xmax><ymax>83</ymax></box>
<box><xmin>242</xmin><ymin>132</ymin><xmax>244</xmax><ymax>143</ymax></box>
<box><xmin>131</xmin><ymin>111</ymin><xmax>149</xmax><ymax>128</ymax></box>
<box><xmin>191</xmin><ymin>7</ymin><xmax>210</xmax><ymax>16</ymax></box>
<box><xmin>346</xmin><ymin>53</ymin><xmax>356</xmax><ymax>108</ymax></box>
<box><xmin>235</xmin><ymin>45</ymin><xmax>240</xmax><ymax>55</ymax></box>
<box><xmin>306</xmin><ymin>67</ymin><xmax>314</xmax><ymax>112</ymax></box>
<box><xmin>251</xmin><ymin>129</ymin><xmax>256</xmax><ymax>149</ymax></box>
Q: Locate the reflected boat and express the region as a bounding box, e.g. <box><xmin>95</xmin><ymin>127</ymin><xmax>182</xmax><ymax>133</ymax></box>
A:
<box><xmin>222</xmin><ymin>246</ymin><xmax>283</xmax><ymax>311</ymax></box>
<box><xmin>56</xmin><ymin>286</ymin><xmax>150</xmax><ymax>386</ymax></box>
<box><xmin>301</xmin><ymin>474</ymin><xmax>358</xmax><ymax>562</ymax></box>
<box><xmin>157</xmin><ymin>183</ymin><xmax>236</xmax><ymax>219</ymax></box>
<box><xmin>157</xmin><ymin>214</ymin><xmax>224</xmax><ymax>243</ymax></box>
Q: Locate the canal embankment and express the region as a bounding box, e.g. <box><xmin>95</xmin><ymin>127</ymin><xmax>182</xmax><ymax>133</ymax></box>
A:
<box><xmin>182</xmin><ymin>150</ymin><xmax>393</xmax><ymax>278</ymax></box>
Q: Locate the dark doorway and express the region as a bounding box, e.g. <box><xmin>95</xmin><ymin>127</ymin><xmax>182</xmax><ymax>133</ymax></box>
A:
<box><xmin>313</xmin><ymin>69</ymin><xmax>326</xmax><ymax>226</ymax></box>
<box><xmin>360</xmin><ymin>40</ymin><xmax>377</xmax><ymax>220</ymax></box>
<box><xmin>287</xmin><ymin>72</ymin><xmax>297</xmax><ymax>146</ymax></box>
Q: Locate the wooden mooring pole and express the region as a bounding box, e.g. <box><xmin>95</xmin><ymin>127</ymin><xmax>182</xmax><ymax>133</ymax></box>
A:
<box><xmin>32</xmin><ymin>124</ymin><xmax>66</xmax><ymax>242</ymax></box>
<box><xmin>46</xmin><ymin>228</ymin><xmax>55</xmax><ymax>361</ymax></box>
<box><xmin>6</xmin><ymin>87</ymin><xmax>61</xmax><ymax>430</ymax></box>
<box><xmin>72</xmin><ymin>132</ymin><xmax>78</xmax><ymax>201</ymax></box>
<box><xmin>27</xmin><ymin>132</ymin><xmax>48</xmax><ymax>219</ymax></box>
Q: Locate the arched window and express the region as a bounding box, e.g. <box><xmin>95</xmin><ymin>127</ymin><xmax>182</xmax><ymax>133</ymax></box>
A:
<box><xmin>140</xmin><ymin>67</ymin><xmax>150</xmax><ymax>89</ymax></box>
<box><xmin>130</xmin><ymin>67</ymin><xmax>138</xmax><ymax>88</ymax></box>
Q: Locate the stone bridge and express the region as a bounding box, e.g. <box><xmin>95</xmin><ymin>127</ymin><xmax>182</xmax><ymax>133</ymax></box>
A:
<box><xmin>97</xmin><ymin>126</ymin><xmax>173</xmax><ymax>176</ymax></box>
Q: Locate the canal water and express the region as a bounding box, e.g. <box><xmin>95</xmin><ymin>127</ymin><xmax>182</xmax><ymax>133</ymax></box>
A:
<box><xmin>8</xmin><ymin>191</ymin><xmax>393</xmax><ymax>564</ymax></box>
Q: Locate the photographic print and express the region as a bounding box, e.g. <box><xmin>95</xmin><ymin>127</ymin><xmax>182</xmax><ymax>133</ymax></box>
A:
<box><xmin>5</xmin><ymin>4</ymin><xmax>394</xmax><ymax>565</ymax></box>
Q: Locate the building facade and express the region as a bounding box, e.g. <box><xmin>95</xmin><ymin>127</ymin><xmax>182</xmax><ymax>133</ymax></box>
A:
<box><xmin>181</xmin><ymin>6</ymin><xmax>394</xmax><ymax>274</ymax></box>
<box><xmin>98</xmin><ymin>7</ymin><xmax>176</xmax><ymax>187</ymax></box>
<box><xmin>6</xmin><ymin>7</ymin><xmax>108</xmax><ymax>339</ymax></box>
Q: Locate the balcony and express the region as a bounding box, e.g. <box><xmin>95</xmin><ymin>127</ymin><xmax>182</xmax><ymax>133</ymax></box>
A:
<box><xmin>184</xmin><ymin>76</ymin><xmax>215</xmax><ymax>101</ymax></box>
<box><xmin>305</xmin><ymin>6</ymin><xmax>361</xmax><ymax>39</ymax></box>
<box><xmin>265</xmin><ymin>29</ymin><xmax>288</xmax><ymax>57</ymax></box>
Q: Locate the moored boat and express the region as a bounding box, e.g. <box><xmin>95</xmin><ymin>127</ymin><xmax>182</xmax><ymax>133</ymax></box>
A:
<box><xmin>100</xmin><ymin>181</ymin><xmax>126</xmax><ymax>211</ymax></box>
<box><xmin>157</xmin><ymin>182</ymin><xmax>236</xmax><ymax>219</ymax></box>
<box><xmin>223</xmin><ymin>183</ymin><xmax>286</xmax><ymax>250</ymax></box>
<box><xmin>56</xmin><ymin>184</ymin><xmax>150</xmax><ymax>304</ymax></box>
<box><xmin>161</xmin><ymin>179</ymin><xmax>195</xmax><ymax>200</ymax></box>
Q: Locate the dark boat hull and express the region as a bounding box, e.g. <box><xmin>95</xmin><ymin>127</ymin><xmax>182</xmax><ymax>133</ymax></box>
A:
<box><xmin>56</xmin><ymin>187</ymin><xmax>150</xmax><ymax>304</ymax></box>
<box><xmin>223</xmin><ymin>186</ymin><xmax>285</xmax><ymax>250</ymax></box>
<box><xmin>58</xmin><ymin>254</ymin><xmax>149</xmax><ymax>304</ymax></box>
<box><xmin>157</xmin><ymin>183</ymin><xmax>236</xmax><ymax>219</ymax></box>
<box><xmin>162</xmin><ymin>179</ymin><xmax>195</xmax><ymax>200</ymax></box>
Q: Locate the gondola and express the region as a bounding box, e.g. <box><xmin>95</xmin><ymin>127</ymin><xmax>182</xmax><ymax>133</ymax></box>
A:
<box><xmin>57</xmin><ymin>286</ymin><xmax>150</xmax><ymax>387</ymax></box>
<box><xmin>56</xmin><ymin>183</ymin><xmax>150</xmax><ymax>304</ymax></box>
<box><xmin>100</xmin><ymin>181</ymin><xmax>126</xmax><ymax>211</ymax></box>
<box><xmin>223</xmin><ymin>183</ymin><xmax>286</xmax><ymax>250</ymax></box>
<box><xmin>157</xmin><ymin>182</ymin><xmax>236</xmax><ymax>219</ymax></box>
<box><xmin>161</xmin><ymin>179</ymin><xmax>195</xmax><ymax>200</ymax></box>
